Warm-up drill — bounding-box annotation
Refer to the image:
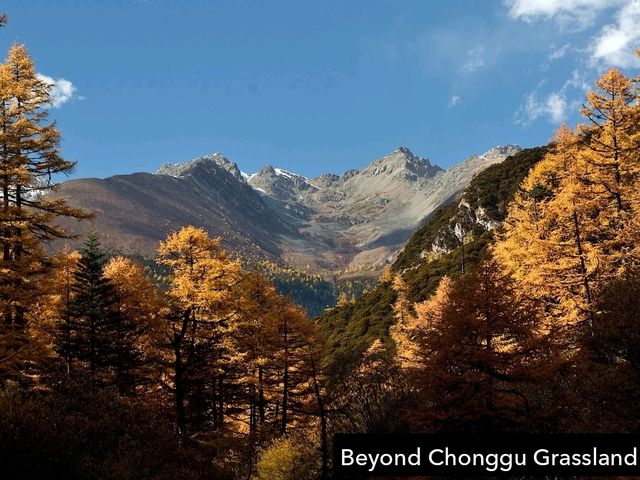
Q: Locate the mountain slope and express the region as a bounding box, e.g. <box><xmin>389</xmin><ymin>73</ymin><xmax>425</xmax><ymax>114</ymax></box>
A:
<box><xmin>317</xmin><ymin>146</ymin><xmax>548</xmax><ymax>373</ymax></box>
<box><xmin>54</xmin><ymin>146</ymin><xmax>521</xmax><ymax>273</ymax></box>
<box><xmin>394</xmin><ymin>146</ymin><xmax>548</xmax><ymax>272</ymax></box>
<box><xmin>54</xmin><ymin>154</ymin><xmax>294</xmax><ymax>259</ymax></box>
<box><xmin>247</xmin><ymin>145</ymin><xmax>520</xmax><ymax>271</ymax></box>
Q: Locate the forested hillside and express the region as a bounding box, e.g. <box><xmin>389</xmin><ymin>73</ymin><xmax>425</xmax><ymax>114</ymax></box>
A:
<box><xmin>317</xmin><ymin>146</ymin><xmax>548</xmax><ymax>374</ymax></box>
<box><xmin>139</xmin><ymin>256</ymin><xmax>373</xmax><ymax>318</ymax></box>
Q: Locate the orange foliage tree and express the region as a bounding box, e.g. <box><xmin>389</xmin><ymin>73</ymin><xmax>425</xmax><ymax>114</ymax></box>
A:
<box><xmin>494</xmin><ymin>66</ymin><xmax>640</xmax><ymax>330</ymax></box>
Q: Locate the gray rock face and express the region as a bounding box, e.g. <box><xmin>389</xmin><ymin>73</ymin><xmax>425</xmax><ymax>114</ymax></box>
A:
<box><xmin>157</xmin><ymin>153</ymin><xmax>246</xmax><ymax>182</ymax></box>
<box><xmin>243</xmin><ymin>145</ymin><xmax>519</xmax><ymax>271</ymax></box>
<box><xmin>55</xmin><ymin>145</ymin><xmax>520</xmax><ymax>274</ymax></box>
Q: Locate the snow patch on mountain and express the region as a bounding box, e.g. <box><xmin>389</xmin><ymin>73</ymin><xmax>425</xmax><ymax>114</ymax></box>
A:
<box><xmin>146</xmin><ymin>144</ymin><xmax>521</xmax><ymax>272</ymax></box>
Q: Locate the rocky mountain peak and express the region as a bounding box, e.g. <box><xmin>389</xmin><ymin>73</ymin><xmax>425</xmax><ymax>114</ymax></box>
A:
<box><xmin>258</xmin><ymin>164</ymin><xmax>276</xmax><ymax>176</ymax></box>
<box><xmin>156</xmin><ymin>152</ymin><xmax>245</xmax><ymax>182</ymax></box>
<box><xmin>314</xmin><ymin>173</ymin><xmax>340</xmax><ymax>188</ymax></box>
<box><xmin>342</xmin><ymin>169</ymin><xmax>359</xmax><ymax>180</ymax></box>
<box><xmin>248</xmin><ymin>164</ymin><xmax>319</xmax><ymax>204</ymax></box>
<box><xmin>359</xmin><ymin>147</ymin><xmax>443</xmax><ymax>180</ymax></box>
<box><xmin>480</xmin><ymin>145</ymin><xmax>521</xmax><ymax>162</ymax></box>
<box><xmin>251</xmin><ymin>165</ymin><xmax>314</xmax><ymax>186</ymax></box>
<box><xmin>393</xmin><ymin>146</ymin><xmax>414</xmax><ymax>155</ymax></box>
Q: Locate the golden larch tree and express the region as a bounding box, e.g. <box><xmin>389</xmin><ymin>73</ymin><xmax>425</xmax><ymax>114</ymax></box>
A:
<box><xmin>410</xmin><ymin>261</ymin><xmax>559</xmax><ymax>433</ymax></box>
<box><xmin>157</xmin><ymin>225</ymin><xmax>242</xmax><ymax>436</ymax></box>
<box><xmin>103</xmin><ymin>256</ymin><xmax>164</xmax><ymax>395</ymax></box>
<box><xmin>391</xmin><ymin>275</ymin><xmax>453</xmax><ymax>369</ymax></box>
<box><xmin>494</xmin><ymin>67</ymin><xmax>640</xmax><ymax>329</ymax></box>
<box><xmin>0</xmin><ymin>44</ymin><xmax>88</xmax><ymax>382</ymax></box>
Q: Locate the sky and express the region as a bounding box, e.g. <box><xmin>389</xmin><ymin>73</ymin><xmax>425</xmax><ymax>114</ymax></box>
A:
<box><xmin>2</xmin><ymin>0</ymin><xmax>640</xmax><ymax>179</ymax></box>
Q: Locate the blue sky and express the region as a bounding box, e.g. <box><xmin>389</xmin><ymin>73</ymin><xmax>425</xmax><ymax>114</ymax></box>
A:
<box><xmin>2</xmin><ymin>0</ymin><xmax>639</xmax><ymax>178</ymax></box>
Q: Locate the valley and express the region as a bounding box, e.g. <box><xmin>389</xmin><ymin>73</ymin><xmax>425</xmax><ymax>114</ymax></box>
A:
<box><xmin>55</xmin><ymin>144</ymin><xmax>521</xmax><ymax>276</ymax></box>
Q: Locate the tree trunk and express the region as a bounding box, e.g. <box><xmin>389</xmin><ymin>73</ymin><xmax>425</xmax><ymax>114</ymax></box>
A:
<box><xmin>281</xmin><ymin>318</ymin><xmax>289</xmax><ymax>435</ymax></box>
<box><xmin>571</xmin><ymin>203</ymin><xmax>594</xmax><ymax>329</ymax></box>
<box><xmin>310</xmin><ymin>351</ymin><xmax>329</xmax><ymax>480</ymax></box>
<box><xmin>258</xmin><ymin>365</ymin><xmax>265</xmax><ymax>426</ymax></box>
<box><xmin>174</xmin><ymin>340</ymin><xmax>186</xmax><ymax>439</ymax></box>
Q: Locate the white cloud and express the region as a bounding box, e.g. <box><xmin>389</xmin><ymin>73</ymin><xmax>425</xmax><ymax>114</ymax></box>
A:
<box><xmin>506</xmin><ymin>0</ymin><xmax>640</xmax><ymax>68</ymax></box>
<box><xmin>36</xmin><ymin>73</ymin><xmax>78</xmax><ymax>108</ymax></box>
<box><xmin>448</xmin><ymin>95</ymin><xmax>461</xmax><ymax>107</ymax></box>
<box><xmin>506</xmin><ymin>0</ymin><xmax>640</xmax><ymax>126</ymax></box>
<box><xmin>516</xmin><ymin>69</ymin><xmax>589</xmax><ymax>125</ymax></box>
<box><xmin>563</xmin><ymin>69</ymin><xmax>590</xmax><ymax>91</ymax></box>
<box><xmin>517</xmin><ymin>91</ymin><xmax>568</xmax><ymax>125</ymax></box>
<box><xmin>589</xmin><ymin>0</ymin><xmax>640</xmax><ymax>67</ymax></box>
<box><xmin>462</xmin><ymin>46</ymin><xmax>485</xmax><ymax>72</ymax></box>
<box><xmin>544</xmin><ymin>92</ymin><xmax>568</xmax><ymax>122</ymax></box>
<box><xmin>548</xmin><ymin>43</ymin><xmax>571</xmax><ymax>61</ymax></box>
<box><xmin>504</xmin><ymin>0</ymin><xmax>622</xmax><ymax>29</ymax></box>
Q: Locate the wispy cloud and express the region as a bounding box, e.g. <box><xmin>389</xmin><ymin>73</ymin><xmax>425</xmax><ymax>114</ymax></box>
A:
<box><xmin>564</xmin><ymin>69</ymin><xmax>590</xmax><ymax>91</ymax></box>
<box><xmin>516</xmin><ymin>70</ymin><xmax>589</xmax><ymax>126</ymax></box>
<box><xmin>504</xmin><ymin>0</ymin><xmax>622</xmax><ymax>30</ymax></box>
<box><xmin>448</xmin><ymin>95</ymin><xmax>461</xmax><ymax>107</ymax></box>
<box><xmin>370</xmin><ymin>14</ymin><xmax>557</xmax><ymax>83</ymax></box>
<box><xmin>589</xmin><ymin>0</ymin><xmax>640</xmax><ymax>68</ymax></box>
<box><xmin>506</xmin><ymin>0</ymin><xmax>640</xmax><ymax>68</ymax></box>
<box><xmin>542</xmin><ymin>43</ymin><xmax>572</xmax><ymax>70</ymax></box>
<box><xmin>462</xmin><ymin>46</ymin><xmax>485</xmax><ymax>72</ymax></box>
<box><xmin>517</xmin><ymin>91</ymin><xmax>567</xmax><ymax>125</ymax></box>
<box><xmin>36</xmin><ymin>73</ymin><xmax>78</xmax><ymax>108</ymax></box>
<box><xmin>507</xmin><ymin>0</ymin><xmax>640</xmax><ymax>125</ymax></box>
<box><xmin>548</xmin><ymin>43</ymin><xmax>571</xmax><ymax>62</ymax></box>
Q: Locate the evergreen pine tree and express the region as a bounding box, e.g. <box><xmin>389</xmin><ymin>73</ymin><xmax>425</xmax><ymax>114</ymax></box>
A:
<box><xmin>58</xmin><ymin>231</ymin><xmax>118</xmax><ymax>383</ymax></box>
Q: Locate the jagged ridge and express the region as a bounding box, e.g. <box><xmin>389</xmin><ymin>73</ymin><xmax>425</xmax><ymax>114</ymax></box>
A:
<box><xmin>317</xmin><ymin>146</ymin><xmax>547</xmax><ymax>373</ymax></box>
<box><xmin>54</xmin><ymin>145</ymin><xmax>521</xmax><ymax>275</ymax></box>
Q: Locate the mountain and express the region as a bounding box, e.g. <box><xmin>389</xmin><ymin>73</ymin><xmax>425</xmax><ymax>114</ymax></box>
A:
<box><xmin>53</xmin><ymin>145</ymin><xmax>521</xmax><ymax>274</ymax></box>
<box><xmin>54</xmin><ymin>154</ymin><xmax>295</xmax><ymax>260</ymax></box>
<box><xmin>317</xmin><ymin>146</ymin><xmax>548</xmax><ymax>372</ymax></box>
<box><xmin>247</xmin><ymin>146</ymin><xmax>521</xmax><ymax>270</ymax></box>
<box><xmin>394</xmin><ymin>146</ymin><xmax>548</xmax><ymax>273</ymax></box>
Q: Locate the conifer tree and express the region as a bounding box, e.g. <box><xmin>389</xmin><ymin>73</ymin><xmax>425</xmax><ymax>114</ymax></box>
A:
<box><xmin>235</xmin><ymin>270</ymin><xmax>280</xmax><ymax>434</ymax></box>
<box><xmin>577</xmin><ymin>68</ymin><xmax>640</xmax><ymax>273</ymax></box>
<box><xmin>495</xmin><ymin>67</ymin><xmax>640</xmax><ymax>329</ymax></box>
<box><xmin>258</xmin><ymin>297</ymin><xmax>321</xmax><ymax>435</ymax></box>
<box><xmin>43</xmin><ymin>245</ymin><xmax>80</xmax><ymax>376</ymax></box>
<box><xmin>0</xmin><ymin>42</ymin><xmax>88</xmax><ymax>381</ymax></box>
<box><xmin>410</xmin><ymin>261</ymin><xmax>559</xmax><ymax>433</ymax></box>
<box><xmin>391</xmin><ymin>276</ymin><xmax>453</xmax><ymax>369</ymax></box>
<box><xmin>494</xmin><ymin>126</ymin><xmax>599</xmax><ymax>326</ymax></box>
<box><xmin>391</xmin><ymin>274</ymin><xmax>410</xmax><ymax>325</ymax></box>
<box><xmin>578</xmin><ymin>69</ymin><xmax>638</xmax><ymax>215</ymax></box>
<box><xmin>0</xmin><ymin>44</ymin><xmax>88</xmax><ymax>327</ymax></box>
<box><xmin>336</xmin><ymin>291</ymin><xmax>350</xmax><ymax>307</ymax></box>
<box><xmin>564</xmin><ymin>269</ymin><xmax>640</xmax><ymax>432</ymax></box>
<box><xmin>157</xmin><ymin>226</ymin><xmax>242</xmax><ymax>437</ymax></box>
<box><xmin>334</xmin><ymin>338</ymin><xmax>409</xmax><ymax>434</ymax></box>
<box><xmin>57</xmin><ymin>231</ymin><xmax>118</xmax><ymax>382</ymax></box>
<box><xmin>103</xmin><ymin>256</ymin><xmax>163</xmax><ymax>395</ymax></box>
